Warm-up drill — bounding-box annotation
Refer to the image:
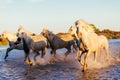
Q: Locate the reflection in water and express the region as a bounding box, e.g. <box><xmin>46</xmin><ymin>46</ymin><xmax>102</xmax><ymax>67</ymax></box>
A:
<box><xmin>0</xmin><ymin>39</ymin><xmax>120</xmax><ymax>80</ymax></box>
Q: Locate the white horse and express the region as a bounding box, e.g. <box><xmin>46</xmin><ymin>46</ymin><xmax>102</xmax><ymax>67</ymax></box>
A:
<box><xmin>69</xmin><ymin>19</ymin><xmax>109</xmax><ymax>71</ymax></box>
<box><xmin>18</xmin><ymin>32</ymin><xmax>48</xmax><ymax>65</ymax></box>
<box><xmin>98</xmin><ymin>35</ymin><xmax>109</xmax><ymax>56</ymax></box>
<box><xmin>68</xmin><ymin>25</ymin><xmax>99</xmax><ymax>67</ymax></box>
<box><xmin>75</xmin><ymin>19</ymin><xmax>109</xmax><ymax>59</ymax></box>
<box><xmin>1</xmin><ymin>31</ymin><xmax>23</xmax><ymax>59</ymax></box>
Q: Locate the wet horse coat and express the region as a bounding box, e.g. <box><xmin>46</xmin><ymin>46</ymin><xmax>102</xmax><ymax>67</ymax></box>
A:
<box><xmin>68</xmin><ymin>19</ymin><xmax>109</xmax><ymax>71</ymax></box>
<box><xmin>41</xmin><ymin>29</ymin><xmax>78</xmax><ymax>63</ymax></box>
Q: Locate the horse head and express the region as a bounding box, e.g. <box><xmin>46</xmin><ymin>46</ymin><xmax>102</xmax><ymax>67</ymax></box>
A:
<box><xmin>18</xmin><ymin>32</ymin><xmax>28</xmax><ymax>39</ymax></box>
<box><xmin>17</xmin><ymin>26</ymin><xmax>34</xmax><ymax>37</ymax></box>
<box><xmin>68</xmin><ymin>25</ymin><xmax>77</xmax><ymax>35</ymax></box>
<box><xmin>41</xmin><ymin>28</ymin><xmax>50</xmax><ymax>37</ymax></box>
<box><xmin>41</xmin><ymin>28</ymin><xmax>55</xmax><ymax>42</ymax></box>
<box><xmin>75</xmin><ymin>19</ymin><xmax>94</xmax><ymax>33</ymax></box>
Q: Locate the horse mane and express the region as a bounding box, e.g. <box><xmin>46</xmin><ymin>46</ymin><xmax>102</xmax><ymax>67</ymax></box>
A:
<box><xmin>42</xmin><ymin>28</ymin><xmax>55</xmax><ymax>36</ymax></box>
<box><xmin>75</xmin><ymin>19</ymin><xmax>94</xmax><ymax>32</ymax></box>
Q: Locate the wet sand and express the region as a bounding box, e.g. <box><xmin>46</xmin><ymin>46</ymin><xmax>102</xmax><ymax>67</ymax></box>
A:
<box><xmin>0</xmin><ymin>39</ymin><xmax>120</xmax><ymax>80</ymax></box>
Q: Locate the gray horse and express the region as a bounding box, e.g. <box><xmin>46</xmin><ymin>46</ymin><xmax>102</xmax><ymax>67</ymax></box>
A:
<box><xmin>41</xmin><ymin>29</ymin><xmax>78</xmax><ymax>63</ymax></box>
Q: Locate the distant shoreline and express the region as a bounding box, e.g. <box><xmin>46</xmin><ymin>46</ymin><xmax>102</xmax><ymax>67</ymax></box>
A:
<box><xmin>98</xmin><ymin>29</ymin><xmax>120</xmax><ymax>39</ymax></box>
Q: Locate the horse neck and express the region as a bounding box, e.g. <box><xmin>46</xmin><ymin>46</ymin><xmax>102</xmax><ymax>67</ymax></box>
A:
<box><xmin>80</xmin><ymin>30</ymin><xmax>89</xmax><ymax>47</ymax></box>
<box><xmin>26</xmin><ymin>36</ymin><xmax>33</xmax><ymax>45</ymax></box>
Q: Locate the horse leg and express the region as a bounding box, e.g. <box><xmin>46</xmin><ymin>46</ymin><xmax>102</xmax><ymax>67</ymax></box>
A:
<box><xmin>105</xmin><ymin>46</ymin><xmax>109</xmax><ymax>61</ymax></box>
<box><xmin>78</xmin><ymin>51</ymin><xmax>85</xmax><ymax>66</ymax></box>
<box><xmin>94</xmin><ymin>49</ymin><xmax>99</xmax><ymax>62</ymax></box>
<box><xmin>4</xmin><ymin>47</ymin><xmax>13</xmax><ymax>59</ymax></box>
<box><xmin>82</xmin><ymin>51</ymin><xmax>91</xmax><ymax>72</ymax></box>
<box><xmin>24</xmin><ymin>53</ymin><xmax>32</xmax><ymax>66</ymax></box>
<box><xmin>40</xmin><ymin>48</ymin><xmax>46</xmax><ymax>65</ymax></box>
<box><xmin>76</xmin><ymin>50</ymin><xmax>81</xmax><ymax>60</ymax></box>
<box><xmin>27</xmin><ymin>54</ymin><xmax>33</xmax><ymax>66</ymax></box>
<box><xmin>64</xmin><ymin>46</ymin><xmax>71</xmax><ymax>61</ymax></box>
<box><xmin>73</xmin><ymin>44</ymin><xmax>79</xmax><ymax>53</ymax></box>
<box><xmin>24</xmin><ymin>53</ymin><xmax>27</xmax><ymax>62</ymax></box>
<box><xmin>64</xmin><ymin>50</ymin><xmax>69</xmax><ymax>61</ymax></box>
<box><xmin>50</xmin><ymin>49</ymin><xmax>56</xmax><ymax>64</ymax></box>
<box><xmin>41</xmin><ymin>47</ymin><xmax>46</xmax><ymax>58</ymax></box>
<box><xmin>34</xmin><ymin>52</ymin><xmax>40</xmax><ymax>63</ymax></box>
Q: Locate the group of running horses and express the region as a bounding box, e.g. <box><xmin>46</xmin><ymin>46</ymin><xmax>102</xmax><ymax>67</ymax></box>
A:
<box><xmin>0</xmin><ymin>19</ymin><xmax>109</xmax><ymax>72</ymax></box>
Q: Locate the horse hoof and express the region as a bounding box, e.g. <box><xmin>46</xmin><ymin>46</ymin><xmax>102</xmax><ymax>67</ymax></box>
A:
<box><xmin>30</xmin><ymin>63</ymin><xmax>33</xmax><ymax>66</ymax></box>
<box><xmin>29</xmin><ymin>62</ymin><xmax>33</xmax><ymax>66</ymax></box>
<box><xmin>26</xmin><ymin>61</ymin><xmax>33</xmax><ymax>66</ymax></box>
<box><xmin>4</xmin><ymin>55</ymin><xmax>8</xmax><ymax>59</ymax></box>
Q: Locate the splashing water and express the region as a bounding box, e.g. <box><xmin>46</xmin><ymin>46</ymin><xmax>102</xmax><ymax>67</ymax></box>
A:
<box><xmin>0</xmin><ymin>39</ymin><xmax>120</xmax><ymax>80</ymax></box>
<box><xmin>29</xmin><ymin>39</ymin><xmax>120</xmax><ymax>70</ymax></box>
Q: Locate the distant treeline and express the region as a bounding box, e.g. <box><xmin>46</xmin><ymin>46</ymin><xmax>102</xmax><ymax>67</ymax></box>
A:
<box><xmin>98</xmin><ymin>29</ymin><xmax>120</xmax><ymax>39</ymax></box>
<box><xmin>90</xmin><ymin>24</ymin><xmax>120</xmax><ymax>39</ymax></box>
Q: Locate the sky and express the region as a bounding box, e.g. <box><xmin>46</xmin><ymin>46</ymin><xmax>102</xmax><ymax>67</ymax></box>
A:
<box><xmin>0</xmin><ymin>0</ymin><xmax>120</xmax><ymax>34</ymax></box>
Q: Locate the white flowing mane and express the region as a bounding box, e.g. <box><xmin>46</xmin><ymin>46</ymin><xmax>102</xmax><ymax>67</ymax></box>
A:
<box><xmin>75</xmin><ymin>19</ymin><xmax>94</xmax><ymax>33</ymax></box>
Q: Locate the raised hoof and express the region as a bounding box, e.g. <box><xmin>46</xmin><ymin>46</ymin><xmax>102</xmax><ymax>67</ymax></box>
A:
<box><xmin>26</xmin><ymin>61</ymin><xmax>33</xmax><ymax>66</ymax></box>
<box><xmin>4</xmin><ymin>55</ymin><xmax>8</xmax><ymax>59</ymax></box>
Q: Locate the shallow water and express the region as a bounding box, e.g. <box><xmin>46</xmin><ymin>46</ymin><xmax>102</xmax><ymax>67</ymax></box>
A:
<box><xmin>0</xmin><ymin>39</ymin><xmax>120</xmax><ymax>80</ymax></box>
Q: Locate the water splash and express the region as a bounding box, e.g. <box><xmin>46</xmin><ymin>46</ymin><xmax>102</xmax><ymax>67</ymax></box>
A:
<box><xmin>29</xmin><ymin>39</ymin><xmax>120</xmax><ymax>70</ymax></box>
